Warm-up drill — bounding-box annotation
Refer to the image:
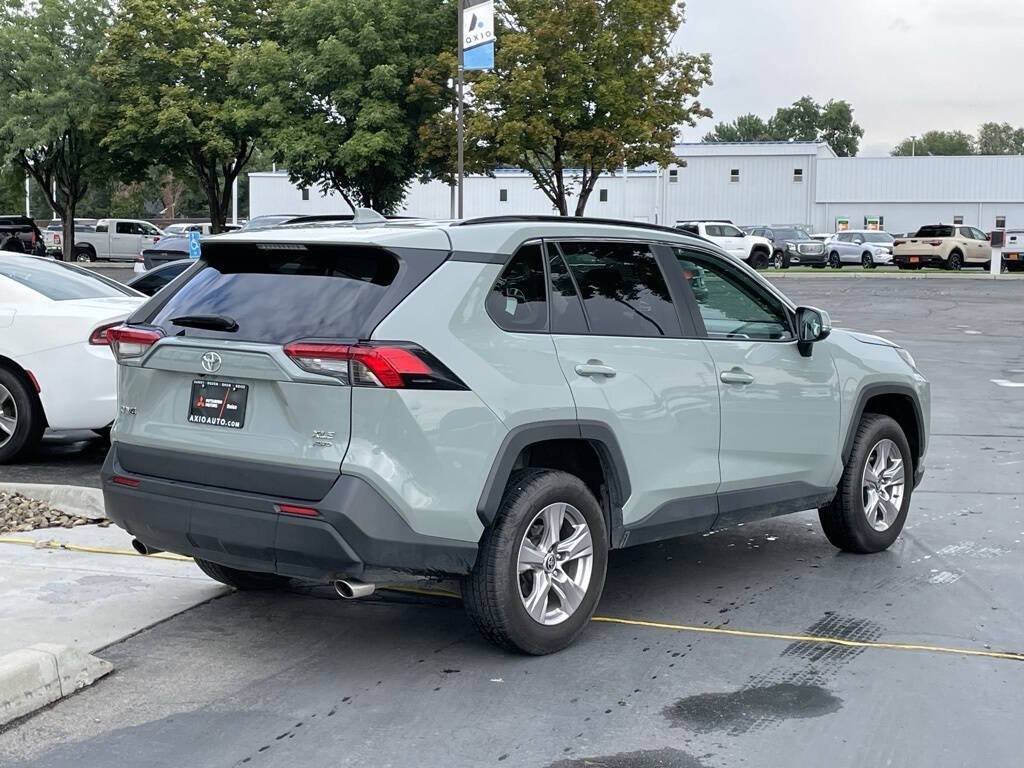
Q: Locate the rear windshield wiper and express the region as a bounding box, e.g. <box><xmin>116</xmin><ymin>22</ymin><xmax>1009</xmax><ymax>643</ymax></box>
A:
<box><xmin>170</xmin><ymin>314</ymin><xmax>239</xmax><ymax>332</ymax></box>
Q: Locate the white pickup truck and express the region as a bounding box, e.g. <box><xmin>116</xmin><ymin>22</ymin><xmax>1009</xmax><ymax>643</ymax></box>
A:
<box><xmin>675</xmin><ymin>220</ymin><xmax>774</xmax><ymax>269</ymax></box>
<box><xmin>72</xmin><ymin>219</ymin><xmax>164</xmax><ymax>262</ymax></box>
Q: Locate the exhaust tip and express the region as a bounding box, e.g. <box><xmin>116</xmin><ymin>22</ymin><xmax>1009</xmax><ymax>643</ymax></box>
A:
<box><xmin>131</xmin><ymin>539</ymin><xmax>162</xmax><ymax>556</ymax></box>
<box><xmin>333</xmin><ymin>579</ymin><xmax>375</xmax><ymax>599</ymax></box>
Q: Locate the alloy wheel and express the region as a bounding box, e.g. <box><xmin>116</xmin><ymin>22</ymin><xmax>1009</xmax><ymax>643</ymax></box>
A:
<box><xmin>861</xmin><ymin>438</ymin><xmax>905</xmax><ymax>532</ymax></box>
<box><xmin>829</xmin><ymin>253</ymin><xmax>841</xmax><ymax>268</ymax></box>
<box><xmin>0</xmin><ymin>383</ymin><xmax>18</xmax><ymax>449</ymax></box>
<box><xmin>517</xmin><ymin>502</ymin><xmax>594</xmax><ymax>626</ymax></box>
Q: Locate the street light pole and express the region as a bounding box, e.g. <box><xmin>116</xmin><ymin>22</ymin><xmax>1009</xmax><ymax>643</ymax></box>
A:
<box><xmin>456</xmin><ymin>1</ymin><xmax>465</xmax><ymax>219</ymax></box>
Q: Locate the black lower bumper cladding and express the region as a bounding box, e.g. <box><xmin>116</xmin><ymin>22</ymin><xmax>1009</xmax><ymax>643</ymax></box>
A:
<box><xmin>101</xmin><ymin>444</ymin><xmax>478</xmax><ymax>580</ymax></box>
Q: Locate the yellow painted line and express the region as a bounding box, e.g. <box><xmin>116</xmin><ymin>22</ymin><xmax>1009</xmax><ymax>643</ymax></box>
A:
<box><xmin>0</xmin><ymin>536</ymin><xmax>193</xmax><ymax>562</ymax></box>
<box><xmin>590</xmin><ymin>616</ymin><xmax>1024</xmax><ymax>663</ymax></box>
<box><xmin>4</xmin><ymin>540</ymin><xmax>1020</xmax><ymax>663</ymax></box>
<box><xmin>381</xmin><ymin>585</ymin><xmax>1024</xmax><ymax>664</ymax></box>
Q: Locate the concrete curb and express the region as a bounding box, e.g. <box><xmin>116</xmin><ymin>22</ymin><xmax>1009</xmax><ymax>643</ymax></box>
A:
<box><xmin>0</xmin><ymin>483</ymin><xmax>105</xmax><ymax>519</ymax></box>
<box><xmin>0</xmin><ymin>643</ymin><xmax>112</xmax><ymax>726</ymax></box>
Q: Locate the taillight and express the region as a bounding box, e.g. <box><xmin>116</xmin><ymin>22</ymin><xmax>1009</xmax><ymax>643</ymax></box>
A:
<box><xmin>893</xmin><ymin>240</ymin><xmax>905</xmax><ymax>246</ymax></box>
<box><xmin>283</xmin><ymin>342</ymin><xmax>466</xmax><ymax>390</ymax></box>
<box><xmin>105</xmin><ymin>325</ymin><xmax>163</xmax><ymax>361</ymax></box>
<box><xmin>89</xmin><ymin>320</ymin><xmax>123</xmax><ymax>346</ymax></box>
<box><xmin>53</xmin><ymin>233</ymin><xmax>61</xmax><ymax>245</ymax></box>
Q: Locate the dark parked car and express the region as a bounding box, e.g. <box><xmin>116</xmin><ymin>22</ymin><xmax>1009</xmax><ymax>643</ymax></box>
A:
<box><xmin>139</xmin><ymin>236</ymin><xmax>190</xmax><ymax>270</ymax></box>
<box><xmin>0</xmin><ymin>216</ymin><xmax>46</xmax><ymax>256</ymax></box>
<box><xmin>127</xmin><ymin>259</ymin><xmax>194</xmax><ymax>295</ymax></box>
<box><xmin>749</xmin><ymin>226</ymin><xmax>827</xmax><ymax>269</ymax></box>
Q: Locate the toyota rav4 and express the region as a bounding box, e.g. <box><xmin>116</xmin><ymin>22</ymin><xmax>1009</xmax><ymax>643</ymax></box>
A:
<box><xmin>103</xmin><ymin>213</ymin><xmax>929</xmax><ymax>654</ymax></box>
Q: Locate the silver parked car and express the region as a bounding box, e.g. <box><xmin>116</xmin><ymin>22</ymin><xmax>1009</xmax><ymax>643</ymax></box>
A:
<box><xmin>102</xmin><ymin>213</ymin><xmax>929</xmax><ymax>654</ymax></box>
<box><xmin>826</xmin><ymin>230</ymin><xmax>895</xmax><ymax>269</ymax></box>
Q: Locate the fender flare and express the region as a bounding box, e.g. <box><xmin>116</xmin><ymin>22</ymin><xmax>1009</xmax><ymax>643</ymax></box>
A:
<box><xmin>841</xmin><ymin>383</ymin><xmax>926</xmax><ymax>466</ymax></box>
<box><xmin>476</xmin><ymin>420</ymin><xmax>632</xmax><ymax>543</ymax></box>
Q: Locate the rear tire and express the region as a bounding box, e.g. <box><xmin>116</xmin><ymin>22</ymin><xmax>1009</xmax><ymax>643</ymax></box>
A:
<box><xmin>0</xmin><ymin>367</ymin><xmax>45</xmax><ymax>464</ymax></box>
<box><xmin>818</xmin><ymin>414</ymin><xmax>913</xmax><ymax>554</ymax></box>
<box><xmin>463</xmin><ymin>469</ymin><xmax>608</xmax><ymax>655</ymax></box>
<box><xmin>74</xmin><ymin>246</ymin><xmax>96</xmax><ymax>263</ymax></box>
<box><xmin>193</xmin><ymin>557</ymin><xmax>289</xmax><ymax>590</ymax></box>
<box><xmin>946</xmin><ymin>251</ymin><xmax>963</xmax><ymax>271</ymax></box>
<box><xmin>749</xmin><ymin>251</ymin><xmax>769</xmax><ymax>270</ymax></box>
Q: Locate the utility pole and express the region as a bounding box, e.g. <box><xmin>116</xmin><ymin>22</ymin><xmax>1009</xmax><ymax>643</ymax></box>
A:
<box><xmin>456</xmin><ymin>0</ymin><xmax>465</xmax><ymax>219</ymax></box>
<box><xmin>232</xmin><ymin>177</ymin><xmax>238</xmax><ymax>225</ymax></box>
<box><xmin>910</xmin><ymin>135</ymin><xmax>917</xmax><ymax>157</ymax></box>
<box><xmin>24</xmin><ymin>174</ymin><xmax>30</xmax><ymax>218</ymax></box>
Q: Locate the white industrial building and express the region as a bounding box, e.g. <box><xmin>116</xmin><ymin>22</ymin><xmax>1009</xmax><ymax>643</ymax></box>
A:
<box><xmin>249</xmin><ymin>141</ymin><xmax>1024</xmax><ymax>235</ymax></box>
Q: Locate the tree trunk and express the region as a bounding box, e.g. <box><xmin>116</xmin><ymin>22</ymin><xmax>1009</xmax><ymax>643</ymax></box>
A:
<box><xmin>574</xmin><ymin>167</ymin><xmax>601</xmax><ymax>217</ymax></box>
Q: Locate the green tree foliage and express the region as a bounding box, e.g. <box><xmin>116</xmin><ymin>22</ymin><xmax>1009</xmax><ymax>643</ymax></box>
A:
<box><xmin>702</xmin><ymin>114</ymin><xmax>771</xmax><ymax>143</ymax></box>
<box><xmin>471</xmin><ymin>0</ymin><xmax>712</xmax><ymax>216</ymax></box>
<box><xmin>891</xmin><ymin>130</ymin><xmax>976</xmax><ymax>156</ymax></box>
<box><xmin>0</xmin><ymin>0</ymin><xmax>118</xmax><ymax>257</ymax></box>
<box><xmin>705</xmin><ymin>97</ymin><xmax>864</xmax><ymax>157</ymax></box>
<box><xmin>252</xmin><ymin>0</ymin><xmax>454</xmax><ymax>214</ymax></box>
<box><xmin>976</xmin><ymin>122</ymin><xmax>1024</xmax><ymax>155</ymax></box>
<box><xmin>97</xmin><ymin>0</ymin><xmax>274</xmax><ymax>232</ymax></box>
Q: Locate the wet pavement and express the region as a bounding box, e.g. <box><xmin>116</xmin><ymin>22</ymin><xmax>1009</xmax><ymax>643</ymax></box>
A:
<box><xmin>1</xmin><ymin>277</ymin><xmax>1021</xmax><ymax>767</ymax></box>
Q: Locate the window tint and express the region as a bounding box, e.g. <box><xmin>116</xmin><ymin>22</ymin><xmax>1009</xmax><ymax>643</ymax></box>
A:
<box><xmin>546</xmin><ymin>246</ymin><xmax>588</xmax><ymax>334</ymax></box>
<box><xmin>915</xmin><ymin>225</ymin><xmax>953</xmax><ymax>238</ymax></box>
<box><xmin>674</xmin><ymin>249</ymin><xmax>792</xmax><ymax>341</ymax></box>
<box><xmin>150</xmin><ymin>245</ymin><xmax>401</xmax><ymax>343</ymax></box>
<box><xmin>0</xmin><ymin>257</ymin><xmax>136</xmax><ymax>300</ymax></box>
<box><xmin>558</xmin><ymin>241</ymin><xmax>680</xmax><ymax>337</ymax></box>
<box><xmin>485</xmin><ymin>243</ymin><xmax>547</xmax><ymax>332</ymax></box>
<box><xmin>704</xmin><ymin>224</ymin><xmax>723</xmax><ymax>237</ymax></box>
<box><xmin>131</xmin><ymin>265</ymin><xmax>185</xmax><ymax>294</ymax></box>
<box><xmin>719</xmin><ymin>225</ymin><xmax>744</xmax><ymax>238</ymax></box>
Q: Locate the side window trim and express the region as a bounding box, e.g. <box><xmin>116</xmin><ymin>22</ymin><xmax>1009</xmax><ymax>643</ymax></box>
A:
<box><xmin>649</xmin><ymin>243</ymin><xmax>700</xmax><ymax>338</ymax></box>
<box><xmin>544</xmin><ymin>240</ymin><xmax>592</xmax><ymax>333</ymax></box>
<box><xmin>669</xmin><ymin>246</ymin><xmax>797</xmax><ymax>342</ymax></box>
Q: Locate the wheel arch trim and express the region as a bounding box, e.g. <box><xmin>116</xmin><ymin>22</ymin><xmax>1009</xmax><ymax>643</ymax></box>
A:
<box><xmin>841</xmin><ymin>384</ymin><xmax>925</xmax><ymax>467</ymax></box>
<box><xmin>475</xmin><ymin>420</ymin><xmax>632</xmax><ymax>538</ymax></box>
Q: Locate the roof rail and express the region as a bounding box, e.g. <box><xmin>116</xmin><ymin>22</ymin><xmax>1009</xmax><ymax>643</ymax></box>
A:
<box><xmin>451</xmin><ymin>215</ymin><xmax>687</xmax><ymax>237</ymax></box>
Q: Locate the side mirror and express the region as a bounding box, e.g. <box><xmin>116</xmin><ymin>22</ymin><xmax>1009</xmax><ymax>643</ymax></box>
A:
<box><xmin>852</xmin><ymin>238</ymin><xmax>863</xmax><ymax>245</ymax></box>
<box><xmin>796</xmin><ymin>306</ymin><xmax>831</xmax><ymax>357</ymax></box>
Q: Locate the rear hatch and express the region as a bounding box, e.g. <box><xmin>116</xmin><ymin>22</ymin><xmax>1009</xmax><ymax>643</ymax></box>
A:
<box><xmin>112</xmin><ymin>239</ymin><xmax>449</xmax><ymax>499</ymax></box>
<box><xmin>896</xmin><ymin>225</ymin><xmax>953</xmax><ymax>257</ymax></box>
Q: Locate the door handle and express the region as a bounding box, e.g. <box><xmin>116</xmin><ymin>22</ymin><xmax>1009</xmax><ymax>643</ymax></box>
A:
<box><xmin>720</xmin><ymin>368</ymin><xmax>755</xmax><ymax>385</ymax></box>
<box><xmin>575</xmin><ymin>363</ymin><xmax>617</xmax><ymax>378</ymax></box>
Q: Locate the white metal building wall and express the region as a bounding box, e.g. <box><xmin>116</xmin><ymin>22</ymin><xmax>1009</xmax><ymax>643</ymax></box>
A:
<box><xmin>248</xmin><ymin>143</ymin><xmax>1024</xmax><ymax>234</ymax></box>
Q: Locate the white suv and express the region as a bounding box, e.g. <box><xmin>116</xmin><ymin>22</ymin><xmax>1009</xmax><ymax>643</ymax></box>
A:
<box><xmin>676</xmin><ymin>221</ymin><xmax>773</xmax><ymax>269</ymax></box>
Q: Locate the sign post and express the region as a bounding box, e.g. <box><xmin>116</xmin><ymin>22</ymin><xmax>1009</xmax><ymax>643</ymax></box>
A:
<box><xmin>457</xmin><ymin>1</ymin><xmax>495</xmax><ymax>218</ymax></box>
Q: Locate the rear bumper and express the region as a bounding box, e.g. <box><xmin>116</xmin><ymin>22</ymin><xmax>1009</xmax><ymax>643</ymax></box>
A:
<box><xmin>101</xmin><ymin>444</ymin><xmax>478</xmax><ymax>580</ymax></box>
<box><xmin>894</xmin><ymin>254</ymin><xmax>944</xmax><ymax>268</ymax></box>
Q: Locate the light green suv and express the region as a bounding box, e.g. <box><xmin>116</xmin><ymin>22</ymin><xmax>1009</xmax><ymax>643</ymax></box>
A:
<box><xmin>102</xmin><ymin>213</ymin><xmax>929</xmax><ymax>654</ymax></box>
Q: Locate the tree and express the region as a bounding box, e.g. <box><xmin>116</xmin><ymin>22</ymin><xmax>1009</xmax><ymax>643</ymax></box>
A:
<box><xmin>891</xmin><ymin>130</ymin><xmax>975</xmax><ymax>156</ymax></box>
<box><xmin>977</xmin><ymin>122</ymin><xmax>1024</xmax><ymax>155</ymax></box>
<box><xmin>253</xmin><ymin>0</ymin><xmax>454</xmax><ymax>214</ymax></box>
<box><xmin>0</xmin><ymin>0</ymin><xmax>118</xmax><ymax>258</ymax></box>
<box><xmin>768</xmin><ymin>96</ymin><xmax>864</xmax><ymax>156</ymax></box>
<box><xmin>703</xmin><ymin>114</ymin><xmax>771</xmax><ymax>143</ymax></box>
<box><xmin>97</xmin><ymin>0</ymin><xmax>274</xmax><ymax>232</ymax></box>
<box><xmin>472</xmin><ymin>0</ymin><xmax>712</xmax><ymax>216</ymax></box>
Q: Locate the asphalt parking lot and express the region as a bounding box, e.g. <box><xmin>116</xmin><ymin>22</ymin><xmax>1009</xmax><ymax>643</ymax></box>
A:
<box><xmin>2</xmin><ymin>275</ymin><xmax>1022</xmax><ymax>768</ymax></box>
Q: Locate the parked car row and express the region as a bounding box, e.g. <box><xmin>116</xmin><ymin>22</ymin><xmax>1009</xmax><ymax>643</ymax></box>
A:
<box><xmin>681</xmin><ymin>219</ymin><xmax>1006</xmax><ymax>271</ymax></box>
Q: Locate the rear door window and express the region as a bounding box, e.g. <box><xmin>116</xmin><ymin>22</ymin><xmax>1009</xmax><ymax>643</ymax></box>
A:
<box><xmin>557</xmin><ymin>241</ymin><xmax>681</xmax><ymax>338</ymax></box>
<box><xmin>147</xmin><ymin>244</ymin><xmax>402</xmax><ymax>343</ymax></box>
<box><xmin>485</xmin><ymin>243</ymin><xmax>547</xmax><ymax>332</ymax></box>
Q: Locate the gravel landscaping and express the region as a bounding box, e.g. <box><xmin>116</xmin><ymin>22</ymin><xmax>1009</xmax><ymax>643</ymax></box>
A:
<box><xmin>0</xmin><ymin>491</ymin><xmax>108</xmax><ymax>534</ymax></box>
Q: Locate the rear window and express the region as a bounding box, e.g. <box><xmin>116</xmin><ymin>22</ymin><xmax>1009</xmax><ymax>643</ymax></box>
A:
<box><xmin>148</xmin><ymin>245</ymin><xmax>401</xmax><ymax>343</ymax></box>
<box><xmin>0</xmin><ymin>257</ymin><xmax>136</xmax><ymax>300</ymax></box>
<box><xmin>915</xmin><ymin>225</ymin><xmax>953</xmax><ymax>238</ymax></box>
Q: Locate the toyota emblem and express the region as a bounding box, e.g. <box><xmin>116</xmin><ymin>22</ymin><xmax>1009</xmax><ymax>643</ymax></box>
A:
<box><xmin>201</xmin><ymin>351</ymin><xmax>222</xmax><ymax>373</ymax></box>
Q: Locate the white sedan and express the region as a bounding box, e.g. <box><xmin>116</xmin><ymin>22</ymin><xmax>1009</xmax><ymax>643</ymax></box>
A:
<box><xmin>0</xmin><ymin>254</ymin><xmax>145</xmax><ymax>462</ymax></box>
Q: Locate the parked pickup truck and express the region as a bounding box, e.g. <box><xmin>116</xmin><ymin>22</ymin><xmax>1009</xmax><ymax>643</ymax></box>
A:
<box><xmin>73</xmin><ymin>219</ymin><xmax>164</xmax><ymax>262</ymax></box>
<box><xmin>999</xmin><ymin>230</ymin><xmax>1024</xmax><ymax>272</ymax></box>
<box><xmin>893</xmin><ymin>224</ymin><xmax>991</xmax><ymax>271</ymax></box>
<box><xmin>675</xmin><ymin>220</ymin><xmax>773</xmax><ymax>269</ymax></box>
<box><xmin>0</xmin><ymin>215</ymin><xmax>46</xmax><ymax>255</ymax></box>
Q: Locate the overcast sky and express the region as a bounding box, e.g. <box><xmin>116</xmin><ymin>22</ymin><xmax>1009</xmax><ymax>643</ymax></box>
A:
<box><xmin>673</xmin><ymin>0</ymin><xmax>1024</xmax><ymax>155</ymax></box>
